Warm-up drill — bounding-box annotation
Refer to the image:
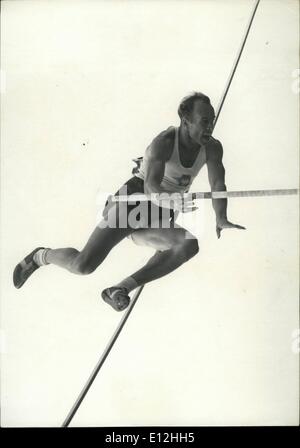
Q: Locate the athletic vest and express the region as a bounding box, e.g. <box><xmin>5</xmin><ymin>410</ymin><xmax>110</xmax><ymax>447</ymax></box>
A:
<box><xmin>135</xmin><ymin>126</ymin><xmax>207</xmax><ymax>193</ymax></box>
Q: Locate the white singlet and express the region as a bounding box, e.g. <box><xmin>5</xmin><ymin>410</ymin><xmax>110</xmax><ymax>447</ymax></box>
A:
<box><xmin>135</xmin><ymin>126</ymin><xmax>207</xmax><ymax>193</ymax></box>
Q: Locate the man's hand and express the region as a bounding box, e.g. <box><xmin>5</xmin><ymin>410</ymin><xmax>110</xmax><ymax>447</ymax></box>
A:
<box><xmin>154</xmin><ymin>192</ymin><xmax>198</xmax><ymax>213</ymax></box>
<box><xmin>216</xmin><ymin>219</ymin><xmax>246</xmax><ymax>239</ymax></box>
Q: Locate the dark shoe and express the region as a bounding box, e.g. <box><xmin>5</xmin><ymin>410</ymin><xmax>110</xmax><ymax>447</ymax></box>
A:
<box><xmin>13</xmin><ymin>247</ymin><xmax>44</xmax><ymax>289</ymax></box>
<box><xmin>101</xmin><ymin>287</ymin><xmax>130</xmax><ymax>312</ymax></box>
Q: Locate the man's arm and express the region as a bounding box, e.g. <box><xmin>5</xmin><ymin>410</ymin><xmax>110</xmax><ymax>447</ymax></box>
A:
<box><xmin>206</xmin><ymin>140</ymin><xmax>228</xmax><ymax>224</ymax></box>
<box><xmin>206</xmin><ymin>140</ymin><xmax>245</xmax><ymax>238</ymax></box>
<box><xmin>143</xmin><ymin>135</ymin><xmax>172</xmax><ymax>195</ymax></box>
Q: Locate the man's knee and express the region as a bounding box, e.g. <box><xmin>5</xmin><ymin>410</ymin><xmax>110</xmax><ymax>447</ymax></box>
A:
<box><xmin>70</xmin><ymin>253</ymin><xmax>97</xmax><ymax>275</ymax></box>
<box><xmin>178</xmin><ymin>238</ymin><xmax>199</xmax><ymax>262</ymax></box>
<box><xmin>185</xmin><ymin>238</ymin><xmax>199</xmax><ymax>259</ymax></box>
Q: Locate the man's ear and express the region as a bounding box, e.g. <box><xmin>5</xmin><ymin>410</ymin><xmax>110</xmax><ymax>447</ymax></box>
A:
<box><xmin>182</xmin><ymin>117</ymin><xmax>189</xmax><ymax>127</ymax></box>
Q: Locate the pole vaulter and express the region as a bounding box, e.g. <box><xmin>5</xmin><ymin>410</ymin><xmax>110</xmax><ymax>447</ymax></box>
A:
<box><xmin>60</xmin><ymin>0</ymin><xmax>292</xmax><ymax>427</ymax></box>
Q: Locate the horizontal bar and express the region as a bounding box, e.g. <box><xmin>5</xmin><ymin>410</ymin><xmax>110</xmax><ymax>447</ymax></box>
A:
<box><xmin>112</xmin><ymin>188</ymin><xmax>299</xmax><ymax>203</ymax></box>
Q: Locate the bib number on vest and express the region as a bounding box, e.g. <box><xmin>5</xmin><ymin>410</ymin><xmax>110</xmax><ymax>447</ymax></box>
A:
<box><xmin>177</xmin><ymin>174</ymin><xmax>191</xmax><ymax>187</ymax></box>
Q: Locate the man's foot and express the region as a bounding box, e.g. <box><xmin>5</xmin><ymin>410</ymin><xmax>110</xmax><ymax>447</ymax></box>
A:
<box><xmin>13</xmin><ymin>247</ymin><xmax>44</xmax><ymax>289</ymax></box>
<box><xmin>101</xmin><ymin>287</ymin><xmax>130</xmax><ymax>312</ymax></box>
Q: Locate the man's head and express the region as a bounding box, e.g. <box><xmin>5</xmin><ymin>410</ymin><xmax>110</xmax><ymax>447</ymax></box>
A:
<box><xmin>178</xmin><ymin>92</ymin><xmax>215</xmax><ymax>145</ymax></box>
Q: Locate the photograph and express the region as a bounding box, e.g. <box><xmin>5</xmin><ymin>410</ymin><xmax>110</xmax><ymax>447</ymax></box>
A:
<box><xmin>1</xmin><ymin>0</ymin><xmax>299</xmax><ymax>428</ymax></box>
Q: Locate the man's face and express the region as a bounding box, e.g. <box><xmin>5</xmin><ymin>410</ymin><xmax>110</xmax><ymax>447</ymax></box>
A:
<box><xmin>184</xmin><ymin>100</ymin><xmax>215</xmax><ymax>145</ymax></box>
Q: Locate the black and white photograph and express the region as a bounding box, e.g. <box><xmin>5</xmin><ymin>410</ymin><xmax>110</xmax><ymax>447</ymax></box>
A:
<box><xmin>1</xmin><ymin>0</ymin><xmax>299</xmax><ymax>429</ymax></box>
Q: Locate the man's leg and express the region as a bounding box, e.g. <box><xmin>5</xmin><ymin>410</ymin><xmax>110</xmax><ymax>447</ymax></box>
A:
<box><xmin>45</xmin><ymin>196</ymin><xmax>142</xmax><ymax>274</ymax></box>
<box><xmin>45</xmin><ymin>224</ymin><xmax>132</xmax><ymax>275</ymax></box>
<box><xmin>126</xmin><ymin>225</ymin><xmax>199</xmax><ymax>285</ymax></box>
<box><xmin>103</xmin><ymin>225</ymin><xmax>199</xmax><ymax>310</ymax></box>
<box><xmin>13</xmin><ymin>213</ymin><xmax>134</xmax><ymax>288</ymax></box>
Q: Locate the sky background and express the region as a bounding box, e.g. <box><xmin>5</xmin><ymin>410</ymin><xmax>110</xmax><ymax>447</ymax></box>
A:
<box><xmin>1</xmin><ymin>0</ymin><xmax>299</xmax><ymax>426</ymax></box>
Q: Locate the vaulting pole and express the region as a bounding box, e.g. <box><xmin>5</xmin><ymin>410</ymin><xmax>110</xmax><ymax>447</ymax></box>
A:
<box><xmin>213</xmin><ymin>0</ymin><xmax>261</xmax><ymax>127</ymax></box>
<box><xmin>62</xmin><ymin>0</ymin><xmax>262</xmax><ymax>427</ymax></box>
<box><xmin>62</xmin><ymin>285</ymin><xmax>144</xmax><ymax>427</ymax></box>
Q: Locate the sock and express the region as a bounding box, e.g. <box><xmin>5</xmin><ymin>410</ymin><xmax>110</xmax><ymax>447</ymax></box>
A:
<box><xmin>33</xmin><ymin>248</ymin><xmax>51</xmax><ymax>266</ymax></box>
<box><xmin>115</xmin><ymin>276</ymin><xmax>139</xmax><ymax>294</ymax></box>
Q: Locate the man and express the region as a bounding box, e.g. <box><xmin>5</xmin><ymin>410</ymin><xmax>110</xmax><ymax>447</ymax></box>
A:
<box><xmin>13</xmin><ymin>92</ymin><xmax>245</xmax><ymax>311</ymax></box>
